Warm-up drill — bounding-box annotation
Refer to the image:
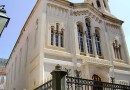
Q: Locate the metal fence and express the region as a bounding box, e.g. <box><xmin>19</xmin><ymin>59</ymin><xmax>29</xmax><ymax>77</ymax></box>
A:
<box><xmin>66</xmin><ymin>76</ymin><xmax>130</xmax><ymax>90</ymax></box>
<box><xmin>34</xmin><ymin>65</ymin><xmax>130</xmax><ymax>90</ymax></box>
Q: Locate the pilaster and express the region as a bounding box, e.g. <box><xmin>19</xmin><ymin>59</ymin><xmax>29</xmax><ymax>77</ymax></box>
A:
<box><xmin>99</xmin><ymin>0</ymin><xmax>105</xmax><ymax>12</ymax></box>
<box><xmin>104</xmin><ymin>0</ymin><xmax>110</xmax><ymax>12</ymax></box>
<box><xmin>82</xmin><ymin>17</ymin><xmax>89</xmax><ymax>56</ymax></box>
<box><xmin>91</xmin><ymin>23</ymin><xmax>98</xmax><ymax>58</ymax></box>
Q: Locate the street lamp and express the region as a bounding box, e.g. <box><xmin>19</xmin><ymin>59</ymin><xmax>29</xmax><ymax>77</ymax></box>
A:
<box><xmin>0</xmin><ymin>5</ymin><xmax>10</xmax><ymax>37</ymax></box>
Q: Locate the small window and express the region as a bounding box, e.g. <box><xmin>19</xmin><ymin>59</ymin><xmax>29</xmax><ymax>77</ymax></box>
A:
<box><xmin>55</xmin><ymin>31</ymin><xmax>59</xmax><ymax>46</ymax></box>
<box><xmin>50</xmin><ymin>23</ymin><xmax>64</xmax><ymax>48</ymax></box>
<box><xmin>92</xmin><ymin>3</ymin><xmax>94</xmax><ymax>7</ymax></box>
<box><xmin>0</xmin><ymin>76</ymin><xmax>4</xmax><ymax>84</ymax></box>
<box><xmin>60</xmin><ymin>29</ymin><xmax>64</xmax><ymax>47</ymax></box>
<box><xmin>96</xmin><ymin>0</ymin><xmax>101</xmax><ymax>8</ymax></box>
<box><xmin>51</xmin><ymin>26</ymin><xmax>54</xmax><ymax>45</ymax></box>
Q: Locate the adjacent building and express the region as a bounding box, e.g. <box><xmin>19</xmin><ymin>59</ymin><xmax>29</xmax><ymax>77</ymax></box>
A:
<box><xmin>6</xmin><ymin>0</ymin><xmax>130</xmax><ymax>90</ymax></box>
<box><xmin>0</xmin><ymin>58</ymin><xmax>7</xmax><ymax>90</ymax></box>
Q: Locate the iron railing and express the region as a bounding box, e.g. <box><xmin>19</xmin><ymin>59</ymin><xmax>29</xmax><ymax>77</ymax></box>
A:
<box><xmin>66</xmin><ymin>76</ymin><xmax>130</xmax><ymax>90</ymax></box>
<box><xmin>34</xmin><ymin>65</ymin><xmax>130</xmax><ymax>90</ymax></box>
<box><xmin>34</xmin><ymin>80</ymin><xmax>52</xmax><ymax>90</ymax></box>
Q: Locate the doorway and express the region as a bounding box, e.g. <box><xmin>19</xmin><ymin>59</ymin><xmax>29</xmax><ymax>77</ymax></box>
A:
<box><xmin>92</xmin><ymin>74</ymin><xmax>103</xmax><ymax>90</ymax></box>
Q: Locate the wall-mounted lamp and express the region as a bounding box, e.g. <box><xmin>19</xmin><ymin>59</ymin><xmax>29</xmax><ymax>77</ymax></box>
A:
<box><xmin>0</xmin><ymin>5</ymin><xmax>10</xmax><ymax>37</ymax></box>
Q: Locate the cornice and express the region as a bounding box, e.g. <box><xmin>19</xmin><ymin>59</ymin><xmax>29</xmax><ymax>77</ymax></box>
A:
<box><xmin>49</xmin><ymin>0</ymin><xmax>123</xmax><ymax>25</ymax></box>
<box><xmin>113</xmin><ymin>61</ymin><xmax>130</xmax><ymax>69</ymax></box>
<box><xmin>114</xmin><ymin>69</ymin><xmax>130</xmax><ymax>75</ymax></box>
<box><xmin>49</xmin><ymin>0</ymin><xmax>73</xmax><ymax>8</ymax></box>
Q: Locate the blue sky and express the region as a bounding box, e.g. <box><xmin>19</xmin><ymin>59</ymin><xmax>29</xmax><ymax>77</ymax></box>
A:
<box><xmin>0</xmin><ymin>0</ymin><xmax>130</xmax><ymax>59</ymax></box>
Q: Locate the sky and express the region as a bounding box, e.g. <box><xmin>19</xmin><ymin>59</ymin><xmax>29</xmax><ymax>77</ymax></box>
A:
<box><xmin>0</xmin><ymin>0</ymin><xmax>130</xmax><ymax>59</ymax></box>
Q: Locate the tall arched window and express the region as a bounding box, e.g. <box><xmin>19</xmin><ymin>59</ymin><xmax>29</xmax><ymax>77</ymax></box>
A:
<box><xmin>51</xmin><ymin>26</ymin><xmax>54</xmax><ymax>45</ymax></box>
<box><xmin>77</xmin><ymin>23</ymin><xmax>84</xmax><ymax>52</ymax></box>
<box><xmin>50</xmin><ymin>23</ymin><xmax>64</xmax><ymax>48</ymax></box>
<box><xmin>95</xmin><ymin>30</ymin><xmax>102</xmax><ymax>56</ymax></box>
<box><xmin>60</xmin><ymin>29</ymin><xmax>64</xmax><ymax>47</ymax></box>
<box><xmin>85</xmin><ymin>18</ymin><xmax>93</xmax><ymax>54</ymax></box>
<box><xmin>55</xmin><ymin>23</ymin><xmax>59</xmax><ymax>46</ymax></box>
<box><xmin>55</xmin><ymin>31</ymin><xmax>59</xmax><ymax>46</ymax></box>
<box><xmin>96</xmin><ymin>0</ymin><xmax>101</xmax><ymax>8</ymax></box>
<box><xmin>113</xmin><ymin>40</ymin><xmax>122</xmax><ymax>59</ymax></box>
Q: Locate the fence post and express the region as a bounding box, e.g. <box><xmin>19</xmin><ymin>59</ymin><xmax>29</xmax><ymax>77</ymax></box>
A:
<box><xmin>51</xmin><ymin>64</ymin><xmax>67</xmax><ymax>90</ymax></box>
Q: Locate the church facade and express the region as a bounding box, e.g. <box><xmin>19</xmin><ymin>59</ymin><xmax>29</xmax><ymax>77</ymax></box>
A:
<box><xmin>6</xmin><ymin>0</ymin><xmax>130</xmax><ymax>90</ymax></box>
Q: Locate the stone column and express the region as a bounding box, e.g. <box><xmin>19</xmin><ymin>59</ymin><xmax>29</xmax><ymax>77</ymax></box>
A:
<box><xmin>83</xmin><ymin>17</ymin><xmax>89</xmax><ymax>56</ymax></box>
<box><xmin>51</xmin><ymin>64</ymin><xmax>67</xmax><ymax>90</ymax></box>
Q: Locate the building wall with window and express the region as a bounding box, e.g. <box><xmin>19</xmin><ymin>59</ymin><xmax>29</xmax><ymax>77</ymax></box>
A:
<box><xmin>6</xmin><ymin>0</ymin><xmax>130</xmax><ymax>90</ymax></box>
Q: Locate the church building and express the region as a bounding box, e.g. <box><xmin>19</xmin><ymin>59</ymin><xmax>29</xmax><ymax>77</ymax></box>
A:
<box><xmin>6</xmin><ymin>0</ymin><xmax>130</xmax><ymax>90</ymax></box>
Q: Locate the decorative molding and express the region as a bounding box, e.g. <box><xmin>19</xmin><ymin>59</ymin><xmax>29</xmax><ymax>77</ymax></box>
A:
<box><xmin>81</xmin><ymin>56</ymin><xmax>112</xmax><ymax>67</ymax></box>
<box><xmin>43</xmin><ymin>58</ymin><xmax>81</xmax><ymax>67</ymax></box>
<box><xmin>47</xmin><ymin>3</ymin><xmax>69</xmax><ymax>17</ymax></box>
<box><xmin>106</xmin><ymin>22</ymin><xmax>121</xmax><ymax>30</ymax></box>
<box><xmin>113</xmin><ymin>61</ymin><xmax>130</xmax><ymax>68</ymax></box>
<box><xmin>114</xmin><ymin>69</ymin><xmax>130</xmax><ymax>75</ymax></box>
<box><xmin>47</xmin><ymin>3</ymin><xmax>68</xmax><ymax>12</ymax></box>
<box><xmin>44</xmin><ymin>48</ymin><xmax>72</xmax><ymax>58</ymax></box>
<box><xmin>73</xmin><ymin>10</ymin><xmax>102</xmax><ymax>24</ymax></box>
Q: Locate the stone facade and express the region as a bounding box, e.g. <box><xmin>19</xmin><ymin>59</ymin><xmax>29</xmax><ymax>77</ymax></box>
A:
<box><xmin>6</xmin><ymin>0</ymin><xmax>130</xmax><ymax>90</ymax></box>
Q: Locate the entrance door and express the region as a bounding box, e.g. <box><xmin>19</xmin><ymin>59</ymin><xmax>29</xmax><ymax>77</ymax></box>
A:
<box><xmin>92</xmin><ymin>74</ymin><xmax>103</xmax><ymax>90</ymax></box>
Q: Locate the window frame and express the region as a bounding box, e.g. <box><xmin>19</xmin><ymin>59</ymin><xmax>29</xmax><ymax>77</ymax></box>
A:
<box><xmin>77</xmin><ymin>23</ymin><xmax>85</xmax><ymax>53</ymax></box>
<box><xmin>85</xmin><ymin>18</ymin><xmax>94</xmax><ymax>55</ymax></box>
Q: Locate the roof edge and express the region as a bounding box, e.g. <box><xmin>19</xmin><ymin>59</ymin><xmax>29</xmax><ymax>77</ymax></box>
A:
<box><xmin>6</xmin><ymin>0</ymin><xmax>42</xmax><ymax>66</ymax></box>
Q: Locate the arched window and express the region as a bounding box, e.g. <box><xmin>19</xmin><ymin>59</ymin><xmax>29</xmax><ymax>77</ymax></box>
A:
<box><xmin>77</xmin><ymin>23</ymin><xmax>84</xmax><ymax>52</ymax></box>
<box><xmin>55</xmin><ymin>31</ymin><xmax>59</xmax><ymax>46</ymax></box>
<box><xmin>92</xmin><ymin>3</ymin><xmax>94</xmax><ymax>7</ymax></box>
<box><xmin>50</xmin><ymin>23</ymin><xmax>64</xmax><ymax>48</ymax></box>
<box><xmin>55</xmin><ymin>23</ymin><xmax>59</xmax><ymax>46</ymax></box>
<box><xmin>113</xmin><ymin>40</ymin><xmax>122</xmax><ymax>59</ymax></box>
<box><xmin>96</xmin><ymin>0</ymin><xmax>101</xmax><ymax>8</ymax></box>
<box><xmin>85</xmin><ymin>18</ymin><xmax>93</xmax><ymax>54</ymax></box>
<box><xmin>51</xmin><ymin>26</ymin><xmax>54</xmax><ymax>45</ymax></box>
<box><xmin>95</xmin><ymin>30</ymin><xmax>102</xmax><ymax>56</ymax></box>
<box><xmin>92</xmin><ymin>74</ymin><xmax>101</xmax><ymax>81</ymax></box>
<box><xmin>60</xmin><ymin>29</ymin><xmax>64</xmax><ymax>47</ymax></box>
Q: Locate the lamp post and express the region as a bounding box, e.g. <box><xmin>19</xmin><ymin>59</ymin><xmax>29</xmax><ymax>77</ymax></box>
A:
<box><xmin>0</xmin><ymin>5</ymin><xmax>10</xmax><ymax>37</ymax></box>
